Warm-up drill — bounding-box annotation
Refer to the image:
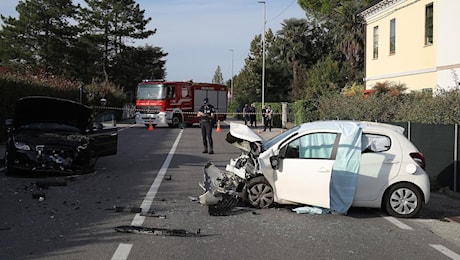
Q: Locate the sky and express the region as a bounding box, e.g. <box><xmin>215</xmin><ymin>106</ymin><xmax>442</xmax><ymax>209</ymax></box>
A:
<box><xmin>0</xmin><ymin>0</ymin><xmax>306</xmax><ymax>83</ymax></box>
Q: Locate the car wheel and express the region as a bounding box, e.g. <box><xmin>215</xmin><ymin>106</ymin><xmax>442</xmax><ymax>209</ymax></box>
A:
<box><xmin>169</xmin><ymin>115</ymin><xmax>181</xmax><ymax>128</ymax></box>
<box><xmin>246</xmin><ymin>176</ymin><xmax>274</xmax><ymax>208</ymax></box>
<box><xmin>384</xmin><ymin>183</ymin><xmax>423</xmax><ymax>218</ymax></box>
<box><xmin>208</xmin><ymin>194</ymin><xmax>239</xmax><ymax>216</ymax></box>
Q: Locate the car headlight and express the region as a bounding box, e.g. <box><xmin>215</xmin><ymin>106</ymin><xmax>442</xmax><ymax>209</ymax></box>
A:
<box><xmin>14</xmin><ymin>141</ymin><xmax>31</xmax><ymax>151</ymax></box>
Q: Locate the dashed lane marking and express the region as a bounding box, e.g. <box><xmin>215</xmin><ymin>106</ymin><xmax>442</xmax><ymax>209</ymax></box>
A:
<box><xmin>111</xmin><ymin>243</ymin><xmax>133</xmax><ymax>260</ymax></box>
<box><xmin>111</xmin><ymin>129</ymin><xmax>183</xmax><ymax>259</ymax></box>
<box><xmin>430</xmin><ymin>244</ymin><xmax>460</xmax><ymax>260</ymax></box>
<box><xmin>382</xmin><ymin>215</ymin><xmax>414</xmax><ymax>230</ymax></box>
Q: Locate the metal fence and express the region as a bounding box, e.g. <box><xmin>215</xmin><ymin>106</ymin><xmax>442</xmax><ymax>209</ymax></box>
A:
<box><xmin>390</xmin><ymin>122</ymin><xmax>459</xmax><ymax>191</ymax></box>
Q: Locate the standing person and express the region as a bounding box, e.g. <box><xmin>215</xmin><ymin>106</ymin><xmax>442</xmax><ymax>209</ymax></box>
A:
<box><xmin>250</xmin><ymin>103</ymin><xmax>257</xmax><ymax>127</ymax></box>
<box><xmin>243</xmin><ymin>104</ymin><xmax>250</xmax><ymax>126</ymax></box>
<box><xmin>264</xmin><ymin>105</ymin><xmax>273</xmax><ymax>132</ymax></box>
<box><xmin>261</xmin><ymin>105</ymin><xmax>267</xmax><ymax>130</ymax></box>
<box><xmin>197</xmin><ymin>97</ymin><xmax>215</xmax><ymax>154</ymax></box>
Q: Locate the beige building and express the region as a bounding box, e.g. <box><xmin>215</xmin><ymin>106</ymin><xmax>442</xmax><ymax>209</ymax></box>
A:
<box><xmin>360</xmin><ymin>0</ymin><xmax>460</xmax><ymax>92</ymax></box>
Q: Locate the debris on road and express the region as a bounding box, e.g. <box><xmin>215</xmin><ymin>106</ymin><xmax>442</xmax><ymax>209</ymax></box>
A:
<box><xmin>114</xmin><ymin>206</ymin><xmax>142</xmax><ymax>213</ymax></box>
<box><xmin>35</xmin><ymin>181</ymin><xmax>67</xmax><ymax>189</ymax></box>
<box><xmin>114</xmin><ymin>225</ymin><xmax>201</xmax><ymax>237</ymax></box>
<box><xmin>140</xmin><ymin>210</ymin><xmax>166</xmax><ymax>218</ymax></box>
<box><xmin>32</xmin><ymin>193</ymin><xmax>46</xmax><ymax>200</ymax></box>
<box><xmin>189</xmin><ymin>196</ymin><xmax>199</xmax><ymax>202</ymax></box>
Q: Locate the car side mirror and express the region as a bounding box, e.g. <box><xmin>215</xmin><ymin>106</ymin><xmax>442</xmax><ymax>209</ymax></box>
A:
<box><xmin>92</xmin><ymin>122</ymin><xmax>104</xmax><ymax>131</ymax></box>
<box><xmin>270</xmin><ymin>155</ymin><xmax>280</xmax><ymax>170</ymax></box>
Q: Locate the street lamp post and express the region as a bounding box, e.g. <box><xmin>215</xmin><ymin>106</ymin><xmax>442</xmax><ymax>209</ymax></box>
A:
<box><xmin>229</xmin><ymin>49</ymin><xmax>234</xmax><ymax>103</ymax></box>
<box><xmin>258</xmin><ymin>1</ymin><xmax>266</xmax><ymax>109</ymax></box>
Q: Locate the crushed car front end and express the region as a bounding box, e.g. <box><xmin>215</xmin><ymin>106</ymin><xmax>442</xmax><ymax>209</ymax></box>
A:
<box><xmin>6</xmin><ymin>124</ymin><xmax>94</xmax><ymax>173</ymax></box>
<box><xmin>5</xmin><ymin>96</ymin><xmax>118</xmax><ymax>175</ymax></box>
<box><xmin>199</xmin><ymin>123</ymin><xmax>270</xmax><ymax>215</ymax></box>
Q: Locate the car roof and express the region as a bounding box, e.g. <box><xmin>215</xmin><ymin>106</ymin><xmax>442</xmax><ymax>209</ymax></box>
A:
<box><xmin>298</xmin><ymin>120</ymin><xmax>405</xmax><ymax>135</ymax></box>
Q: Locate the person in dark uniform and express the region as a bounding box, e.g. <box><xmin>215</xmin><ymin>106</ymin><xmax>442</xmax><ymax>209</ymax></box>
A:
<box><xmin>197</xmin><ymin>97</ymin><xmax>215</xmax><ymax>154</ymax></box>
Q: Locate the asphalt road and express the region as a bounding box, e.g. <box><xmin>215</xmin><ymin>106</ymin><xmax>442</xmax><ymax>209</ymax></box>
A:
<box><xmin>1</xmin><ymin>119</ymin><xmax>460</xmax><ymax>259</ymax></box>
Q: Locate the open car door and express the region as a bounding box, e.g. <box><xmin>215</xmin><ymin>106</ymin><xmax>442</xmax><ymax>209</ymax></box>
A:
<box><xmin>268</xmin><ymin>132</ymin><xmax>340</xmax><ymax>209</ymax></box>
<box><xmin>89</xmin><ymin>111</ymin><xmax>118</xmax><ymax>157</ymax></box>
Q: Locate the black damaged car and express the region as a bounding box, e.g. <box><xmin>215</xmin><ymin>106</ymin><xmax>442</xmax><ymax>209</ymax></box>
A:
<box><xmin>4</xmin><ymin>96</ymin><xmax>118</xmax><ymax>174</ymax></box>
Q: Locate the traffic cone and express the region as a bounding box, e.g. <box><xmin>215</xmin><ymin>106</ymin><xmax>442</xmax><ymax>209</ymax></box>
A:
<box><xmin>216</xmin><ymin>120</ymin><xmax>222</xmax><ymax>133</ymax></box>
<box><xmin>148</xmin><ymin>121</ymin><xmax>154</xmax><ymax>131</ymax></box>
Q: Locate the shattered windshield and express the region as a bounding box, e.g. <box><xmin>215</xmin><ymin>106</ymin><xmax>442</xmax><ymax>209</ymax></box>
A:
<box><xmin>264</xmin><ymin>125</ymin><xmax>301</xmax><ymax>150</ymax></box>
<box><xmin>136</xmin><ymin>84</ymin><xmax>166</xmax><ymax>100</ymax></box>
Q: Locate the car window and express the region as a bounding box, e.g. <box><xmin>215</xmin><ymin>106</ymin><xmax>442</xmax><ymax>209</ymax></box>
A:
<box><xmin>285</xmin><ymin>132</ymin><xmax>338</xmax><ymax>159</ymax></box>
<box><xmin>362</xmin><ymin>133</ymin><xmax>391</xmax><ymax>153</ymax></box>
<box><xmin>265</xmin><ymin>125</ymin><xmax>300</xmax><ymax>150</ymax></box>
<box><xmin>95</xmin><ymin>112</ymin><xmax>116</xmax><ymax>128</ymax></box>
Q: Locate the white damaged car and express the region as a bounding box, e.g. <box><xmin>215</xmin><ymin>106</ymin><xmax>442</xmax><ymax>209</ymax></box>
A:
<box><xmin>199</xmin><ymin>121</ymin><xmax>430</xmax><ymax>218</ymax></box>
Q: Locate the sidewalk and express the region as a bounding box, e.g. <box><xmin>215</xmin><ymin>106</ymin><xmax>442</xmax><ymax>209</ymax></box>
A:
<box><xmin>223</xmin><ymin>117</ymin><xmax>287</xmax><ymax>140</ymax></box>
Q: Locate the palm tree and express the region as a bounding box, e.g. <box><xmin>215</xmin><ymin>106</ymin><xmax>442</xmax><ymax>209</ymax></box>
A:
<box><xmin>277</xmin><ymin>18</ymin><xmax>310</xmax><ymax>98</ymax></box>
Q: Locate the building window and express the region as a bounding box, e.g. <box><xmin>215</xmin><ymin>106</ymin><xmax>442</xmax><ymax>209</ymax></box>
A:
<box><xmin>425</xmin><ymin>3</ymin><xmax>433</xmax><ymax>45</ymax></box>
<box><xmin>373</xmin><ymin>26</ymin><xmax>379</xmax><ymax>59</ymax></box>
<box><xmin>389</xmin><ymin>19</ymin><xmax>396</xmax><ymax>54</ymax></box>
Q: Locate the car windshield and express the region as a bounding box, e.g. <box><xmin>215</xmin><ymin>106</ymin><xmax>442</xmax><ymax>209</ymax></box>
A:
<box><xmin>136</xmin><ymin>84</ymin><xmax>166</xmax><ymax>100</ymax></box>
<box><xmin>264</xmin><ymin>125</ymin><xmax>301</xmax><ymax>150</ymax></box>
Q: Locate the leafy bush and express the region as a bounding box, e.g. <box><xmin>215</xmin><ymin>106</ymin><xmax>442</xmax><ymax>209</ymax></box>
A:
<box><xmin>292</xmin><ymin>85</ymin><xmax>460</xmax><ymax>125</ymax></box>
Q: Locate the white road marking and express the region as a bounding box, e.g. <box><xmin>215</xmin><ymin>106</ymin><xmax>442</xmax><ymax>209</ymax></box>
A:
<box><xmin>131</xmin><ymin>129</ymin><xmax>183</xmax><ymax>226</ymax></box>
<box><xmin>111</xmin><ymin>129</ymin><xmax>183</xmax><ymax>260</ymax></box>
<box><xmin>111</xmin><ymin>243</ymin><xmax>133</xmax><ymax>260</ymax></box>
<box><xmin>382</xmin><ymin>216</ymin><xmax>414</xmax><ymax>230</ymax></box>
<box><xmin>430</xmin><ymin>244</ymin><xmax>460</xmax><ymax>260</ymax></box>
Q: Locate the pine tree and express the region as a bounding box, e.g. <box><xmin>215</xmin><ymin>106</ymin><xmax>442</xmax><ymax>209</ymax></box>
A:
<box><xmin>77</xmin><ymin>0</ymin><xmax>156</xmax><ymax>81</ymax></box>
<box><xmin>0</xmin><ymin>0</ymin><xmax>78</xmax><ymax>75</ymax></box>
<box><xmin>212</xmin><ymin>65</ymin><xmax>224</xmax><ymax>84</ymax></box>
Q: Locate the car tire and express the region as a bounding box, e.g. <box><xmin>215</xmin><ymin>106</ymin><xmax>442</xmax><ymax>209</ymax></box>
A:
<box><xmin>208</xmin><ymin>194</ymin><xmax>239</xmax><ymax>216</ymax></box>
<box><xmin>383</xmin><ymin>183</ymin><xmax>423</xmax><ymax>218</ymax></box>
<box><xmin>245</xmin><ymin>176</ymin><xmax>274</xmax><ymax>209</ymax></box>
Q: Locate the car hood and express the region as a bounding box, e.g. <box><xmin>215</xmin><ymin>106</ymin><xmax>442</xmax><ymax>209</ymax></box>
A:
<box><xmin>12</xmin><ymin>96</ymin><xmax>93</xmax><ymax>132</ymax></box>
<box><xmin>225</xmin><ymin>123</ymin><xmax>264</xmax><ymax>152</ymax></box>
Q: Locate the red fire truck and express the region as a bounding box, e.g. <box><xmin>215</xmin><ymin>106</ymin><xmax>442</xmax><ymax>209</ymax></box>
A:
<box><xmin>134</xmin><ymin>80</ymin><xmax>228</xmax><ymax>127</ymax></box>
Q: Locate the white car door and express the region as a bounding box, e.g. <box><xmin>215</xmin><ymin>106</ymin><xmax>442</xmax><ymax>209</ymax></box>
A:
<box><xmin>273</xmin><ymin>132</ymin><xmax>339</xmax><ymax>209</ymax></box>
<box><xmin>354</xmin><ymin>133</ymin><xmax>401</xmax><ymax>202</ymax></box>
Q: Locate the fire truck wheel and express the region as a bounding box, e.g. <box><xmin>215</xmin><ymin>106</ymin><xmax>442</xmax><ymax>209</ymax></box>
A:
<box><xmin>169</xmin><ymin>115</ymin><xmax>181</xmax><ymax>128</ymax></box>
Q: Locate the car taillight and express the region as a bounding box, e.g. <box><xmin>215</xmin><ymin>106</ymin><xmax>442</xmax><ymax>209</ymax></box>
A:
<box><xmin>410</xmin><ymin>152</ymin><xmax>426</xmax><ymax>170</ymax></box>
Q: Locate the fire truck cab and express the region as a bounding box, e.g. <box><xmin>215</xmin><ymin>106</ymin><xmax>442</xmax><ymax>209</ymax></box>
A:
<box><xmin>135</xmin><ymin>80</ymin><xmax>228</xmax><ymax>127</ymax></box>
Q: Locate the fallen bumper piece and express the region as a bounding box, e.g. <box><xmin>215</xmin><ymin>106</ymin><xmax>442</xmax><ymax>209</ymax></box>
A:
<box><xmin>114</xmin><ymin>225</ymin><xmax>201</xmax><ymax>237</ymax></box>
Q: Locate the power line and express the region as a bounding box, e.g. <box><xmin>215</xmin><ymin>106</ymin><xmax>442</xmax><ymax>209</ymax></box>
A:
<box><xmin>267</xmin><ymin>0</ymin><xmax>297</xmax><ymax>25</ymax></box>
